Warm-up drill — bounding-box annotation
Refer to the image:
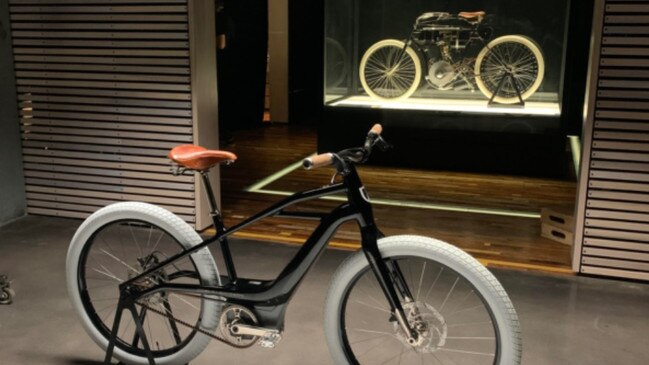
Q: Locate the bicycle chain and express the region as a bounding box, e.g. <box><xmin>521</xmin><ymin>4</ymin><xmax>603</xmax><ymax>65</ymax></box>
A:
<box><xmin>134</xmin><ymin>300</ymin><xmax>240</xmax><ymax>349</ymax></box>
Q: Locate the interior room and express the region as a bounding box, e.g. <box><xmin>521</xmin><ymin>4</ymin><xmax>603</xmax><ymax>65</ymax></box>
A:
<box><xmin>1</xmin><ymin>1</ymin><xmax>648</xmax><ymax>365</ymax></box>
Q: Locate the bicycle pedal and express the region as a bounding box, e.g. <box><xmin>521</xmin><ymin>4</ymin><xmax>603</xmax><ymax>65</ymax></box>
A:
<box><xmin>259</xmin><ymin>331</ymin><xmax>282</xmax><ymax>348</ymax></box>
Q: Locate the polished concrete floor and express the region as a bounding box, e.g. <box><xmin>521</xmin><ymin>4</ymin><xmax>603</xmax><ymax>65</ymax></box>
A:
<box><xmin>0</xmin><ymin>216</ymin><xmax>648</xmax><ymax>365</ymax></box>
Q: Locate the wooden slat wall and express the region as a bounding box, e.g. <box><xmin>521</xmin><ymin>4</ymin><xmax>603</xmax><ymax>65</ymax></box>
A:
<box><xmin>574</xmin><ymin>0</ymin><xmax>649</xmax><ymax>281</ymax></box>
<box><xmin>7</xmin><ymin>0</ymin><xmax>218</xmax><ymax>228</ymax></box>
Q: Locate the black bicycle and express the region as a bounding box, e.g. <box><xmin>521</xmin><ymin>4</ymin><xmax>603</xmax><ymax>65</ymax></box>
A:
<box><xmin>66</xmin><ymin>125</ymin><xmax>521</xmax><ymax>365</ymax></box>
<box><xmin>360</xmin><ymin>11</ymin><xmax>545</xmax><ymax>104</ymax></box>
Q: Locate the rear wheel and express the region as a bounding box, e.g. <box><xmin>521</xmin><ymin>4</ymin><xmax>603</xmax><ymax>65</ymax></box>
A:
<box><xmin>66</xmin><ymin>202</ymin><xmax>221</xmax><ymax>365</ymax></box>
<box><xmin>324</xmin><ymin>235</ymin><xmax>521</xmax><ymax>364</ymax></box>
<box><xmin>359</xmin><ymin>39</ymin><xmax>422</xmax><ymax>100</ymax></box>
<box><xmin>475</xmin><ymin>35</ymin><xmax>545</xmax><ymax>104</ymax></box>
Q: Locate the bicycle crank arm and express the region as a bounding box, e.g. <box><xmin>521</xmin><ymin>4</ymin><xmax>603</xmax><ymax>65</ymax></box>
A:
<box><xmin>230</xmin><ymin>324</ymin><xmax>283</xmax><ymax>348</ymax></box>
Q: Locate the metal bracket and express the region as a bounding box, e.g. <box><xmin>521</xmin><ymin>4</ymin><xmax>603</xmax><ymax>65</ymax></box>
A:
<box><xmin>487</xmin><ymin>71</ymin><xmax>526</xmax><ymax>108</ymax></box>
<box><xmin>0</xmin><ymin>275</ymin><xmax>14</xmax><ymax>305</ymax></box>
<box><xmin>170</xmin><ymin>163</ymin><xmax>188</xmax><ymax>176</ymax></box>
<box><xmin>105</xmin><ymin>289</ymin><xmax>163</xmax><ymax>365</ymax></box>
<box><xmin>105</xmin><ymin>286</ymin><xmax>191</xmax><ymax>365</ymax></box>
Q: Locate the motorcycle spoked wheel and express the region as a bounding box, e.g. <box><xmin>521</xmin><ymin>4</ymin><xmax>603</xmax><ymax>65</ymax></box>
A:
<box><xmin>359</xmin><ymin>39</ymin><xmax>423</xmax><ymax>101</ymax></box>
<box><xmin>474</xmin><ymin>35</ymin><xmax>545</xmax><ymax>104</ymax></box>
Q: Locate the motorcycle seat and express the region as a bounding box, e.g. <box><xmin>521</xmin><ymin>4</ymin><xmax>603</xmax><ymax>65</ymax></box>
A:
<box><xmin>458</xmin><ymin>11</ymin><xmax>486</xmax><ymax>22</ymax></box>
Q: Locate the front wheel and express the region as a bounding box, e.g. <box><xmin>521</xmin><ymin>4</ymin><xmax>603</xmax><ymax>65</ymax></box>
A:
<box><xmin>359</xmin><ymin>39</ymin><xmax>422</xmax><ymax>101</ymax></box>
<box><xmin>324</xmin><ymin>235</ymin><xmax>521</xmax><ymax>365</ymax></box>
<box><xmin>475</xmin><ymin>35</ymin><xmax>545</xmax><ymax>104</ymax></box>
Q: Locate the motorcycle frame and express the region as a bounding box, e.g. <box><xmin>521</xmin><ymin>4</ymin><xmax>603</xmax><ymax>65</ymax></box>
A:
<box><xmin>101</xmin><ymin>162</ymin><xmax>416</xmax><ymax>364</ymax></box>
<box><xmin>412</xmin><ymin>28</ymin><xmax>486</xmax><ymax>53</ymax></box>
<box><xmin>403</xmin><ymin>21</ymin><xmax>528</xmax><ymax>105</ymax></box>
<box><xmin>403</xmin><ymin>17</ymin><xmax>493</xmax><ymax>89</ymax></box>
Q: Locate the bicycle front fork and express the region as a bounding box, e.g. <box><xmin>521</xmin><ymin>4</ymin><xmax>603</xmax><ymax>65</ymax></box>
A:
<box><xmin>360</xmin><ymin>226</ymin><xmax>419</xmax><ymax>343</ymax></box>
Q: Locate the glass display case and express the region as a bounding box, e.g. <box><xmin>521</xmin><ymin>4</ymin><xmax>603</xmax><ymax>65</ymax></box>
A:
<box><xmin>324</xmin><ymin>0</ymin><xmax>570</xmax><ymax>116</ymax></box>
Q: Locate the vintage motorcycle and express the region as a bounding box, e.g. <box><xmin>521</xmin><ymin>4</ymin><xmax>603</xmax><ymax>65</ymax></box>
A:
<box><xmin>359</xmin><ymin>11</ymin><xmax>545</xmax><ymax>104</ymax></box>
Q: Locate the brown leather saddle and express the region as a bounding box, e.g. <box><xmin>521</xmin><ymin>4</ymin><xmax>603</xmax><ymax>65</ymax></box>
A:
<box><xmin>169</xmin><ymin>145</ymin><xmax>237</xmax><ymax>171</ymax></box>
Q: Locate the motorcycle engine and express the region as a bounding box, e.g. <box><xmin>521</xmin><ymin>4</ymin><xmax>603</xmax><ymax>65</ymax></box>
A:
<box><xmin>427</xmin><ymin>61</ymin><xmax>455</xmax><ymax>90</ymax></box>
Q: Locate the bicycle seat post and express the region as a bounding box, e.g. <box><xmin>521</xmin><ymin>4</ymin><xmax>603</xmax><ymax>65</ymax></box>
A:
<box><xmin>199</xmin><ymin>171</ymin><xmax>221</xmax><ymax>219</ymax></box>
<box><xmin>200</xmin><ymin>170</ymin><xmax>238</xmax><ymax>284</ymax></box>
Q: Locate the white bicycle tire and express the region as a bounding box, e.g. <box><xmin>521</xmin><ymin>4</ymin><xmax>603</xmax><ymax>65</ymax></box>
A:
<box><xmin>66</xmin><ymin>202</ymin><xmax>221</xmax><ymax>365</ymax></box>
<box><xmin>324</xmin><ymin>235</ymin><xmax>522</xmax><ymax>364</ymax></box>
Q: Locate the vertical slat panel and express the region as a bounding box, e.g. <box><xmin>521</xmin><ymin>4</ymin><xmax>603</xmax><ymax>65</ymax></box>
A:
<box><xmin>575</xmin><ymin>0</ymin><xmax>649</xmax><ymax>281</ymax></box>
<box><xmin>7</xmin><ymin>0</ymin><xmax>215</xmax><ymax>227</ymax></box>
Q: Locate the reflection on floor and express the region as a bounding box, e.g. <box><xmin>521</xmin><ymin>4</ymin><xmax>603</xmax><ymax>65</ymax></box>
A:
<box><xmin>0</xmin><ymin>216</ymin><xmax>647</xmax><ymax>365</ymax></box>
<box><xmin>219</xmin><ymin>125</ymin><xmax>576</xmax><ymax>273</ymax></box>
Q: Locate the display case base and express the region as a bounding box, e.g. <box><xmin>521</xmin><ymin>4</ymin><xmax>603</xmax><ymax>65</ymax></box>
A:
<box><xmin>328</xmin><ymin>96</ymin><xmax>561</xmax><ymax>116</ymax></box>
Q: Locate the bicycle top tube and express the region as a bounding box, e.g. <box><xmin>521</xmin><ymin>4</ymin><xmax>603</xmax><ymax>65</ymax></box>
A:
<box><xmin>120</xmin><ymin>182</ymin><xmax>349</xmax><ymax>289</ymax></box>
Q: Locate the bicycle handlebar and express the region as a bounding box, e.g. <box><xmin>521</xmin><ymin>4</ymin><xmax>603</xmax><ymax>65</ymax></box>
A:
<box><xmin>302</xmin><ymin>124</ymin><xmax>384</xmax><ymax>170</ymax></box>
<box><xmin>369</xmin><ymin>123</ymin><xmax>383</xmax><ymax>136</ymax></box>
<box><xmin>302</xmin><ymin>153</ymin><xmax>334</xmax><ymax>170</ymax></box>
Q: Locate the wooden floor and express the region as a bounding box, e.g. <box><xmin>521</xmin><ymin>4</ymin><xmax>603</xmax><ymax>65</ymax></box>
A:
<box><xmin>218</xmin><ymin>124</ymin><xmax>577</xmax><ymax>274</ymax></box>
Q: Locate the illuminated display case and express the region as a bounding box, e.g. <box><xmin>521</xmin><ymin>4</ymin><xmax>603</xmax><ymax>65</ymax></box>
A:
<box><xmin>324</xmin><ymin>0</ymin><xmax>570</xmax><ymax>117</ymax></box>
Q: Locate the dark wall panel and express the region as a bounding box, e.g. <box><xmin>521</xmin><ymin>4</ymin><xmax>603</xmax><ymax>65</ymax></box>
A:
<box><xmin>0</xmin><ymin>2</ymin><xmax>26</xmax><ymax>225</ymax></box>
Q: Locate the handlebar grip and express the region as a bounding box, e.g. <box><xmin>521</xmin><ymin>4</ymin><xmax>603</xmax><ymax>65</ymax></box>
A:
<box><xmin>369</xmin><ymin>123</ymin><xmax>383</xmax><ymax>136</ymax></box>
<box><xmin>303</xmin><ymin>153</ymin><xmax>335</xmax><ymax>170</ymax></box>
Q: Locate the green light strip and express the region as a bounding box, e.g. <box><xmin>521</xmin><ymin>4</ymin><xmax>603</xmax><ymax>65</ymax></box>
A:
<box><xmin>245</xmin><ymin>155</ymin><xmax>313</xmax><ymax>192</ymax></box>
<box><xmin>245</xmin><ymin>154</ymin><xmax>541</xmax><ymax>219</ymax></box>
<box><xmin>252</xmin><ymin>189</ymin><xmax>540</xmax><ymax>219</ymax></box>
<box><xmin>568</xmin><ymin>135</ymin><xmax>581</xmax><ymax>177</ymax></box>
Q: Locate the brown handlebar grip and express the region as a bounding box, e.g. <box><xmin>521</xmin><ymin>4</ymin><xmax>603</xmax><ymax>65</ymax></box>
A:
<box><xmin>303</xmin><ymin>153</ymin><xmax>334</xmax><ymax>170</ymax></box>
<box><xmin>369</xmin><ymin>123</ymin><xmax>383</xmax><ymax>135</ymax></box>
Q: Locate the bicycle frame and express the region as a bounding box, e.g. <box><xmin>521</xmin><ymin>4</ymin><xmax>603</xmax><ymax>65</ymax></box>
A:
<box><xmin>104</xmin><ymin>162</ymin><xmax>416</xmax><ymax>364</ymax></box>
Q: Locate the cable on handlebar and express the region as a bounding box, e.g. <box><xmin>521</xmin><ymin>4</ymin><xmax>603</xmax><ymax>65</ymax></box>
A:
<box><xmin>302</xmin><ymin>123</ymin><xmax>390</xmax><ymax>171</ymax></box>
